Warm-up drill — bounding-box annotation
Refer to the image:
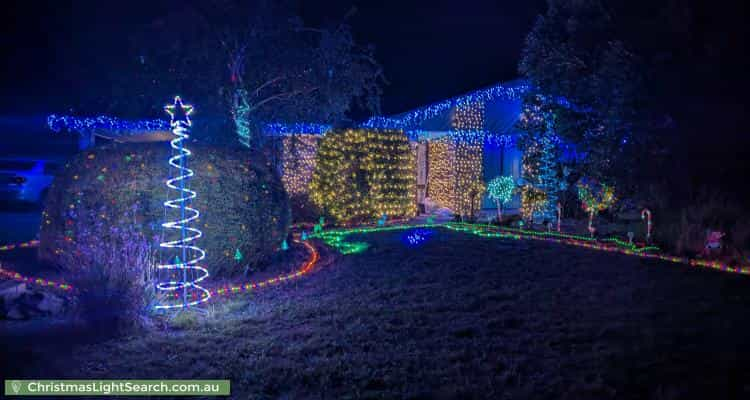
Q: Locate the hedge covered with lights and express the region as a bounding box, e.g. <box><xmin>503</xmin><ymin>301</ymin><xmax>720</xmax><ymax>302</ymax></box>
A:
<box><xmin>310</xmin><ymin>128</ymin><xmax>416</xmax><ymax>223</ymax></box>
<box><xmin>39</xmin><ymin>142</ymin><xmax>290</xmax><ymax>275</ymax></box>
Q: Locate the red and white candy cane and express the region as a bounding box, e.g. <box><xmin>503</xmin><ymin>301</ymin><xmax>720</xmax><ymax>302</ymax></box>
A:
<box><xmin>588</xmin><ymin>210</ymin><xmax>596</xmax><ymax>238</ymax></box>
<box><xmin>641</xmin><ymin>208</ymin><xmax>652</xmax><ymax>243</ymax></box>
<box><xmin>556</xmin><ymin>202</ymin><xmax>562</xmax><ymax>232</ymax></box>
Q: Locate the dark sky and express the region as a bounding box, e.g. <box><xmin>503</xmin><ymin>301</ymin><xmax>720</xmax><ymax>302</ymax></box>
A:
<box><xmin>1</xmin><ymin>0</ymin><xmax>545</xmax><ymax>117</ymax></box>
<box><xmin>300</xmin><ymin>0</ymin><xmax>546</xmax><ymax>114</ymax></box>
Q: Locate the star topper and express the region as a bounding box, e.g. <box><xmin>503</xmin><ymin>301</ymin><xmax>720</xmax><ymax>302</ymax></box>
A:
<box><xmin>164</xmin><ymin>96</ymin><xmax>194</xmax><ymax>127</ymax></box>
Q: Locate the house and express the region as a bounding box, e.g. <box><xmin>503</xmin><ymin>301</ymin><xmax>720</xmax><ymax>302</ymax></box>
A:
<box><xmin>48</xmin><ymin>79</ymin><xmax>542</xmax><ymax>218</ymax></box>
<box><xmin>276</xmin><ymin>79</ymin><xmax>532</xmax><ymax>217</ymax></box>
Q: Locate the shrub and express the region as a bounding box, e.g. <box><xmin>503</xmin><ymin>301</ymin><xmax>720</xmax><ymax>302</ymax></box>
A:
<box><xmin>289</xmin><ymin>194</ymin><xmax>321</xmax><ymax>224</ymax></box>
<box><xmin>310</xmin><ymin>129</ymin><xmax>416</xmax><ymax>224</ymax></box>
<box><xmin>487</xmin><ymin>175</ymin><xmax>516</xmax><ymax>221</ymax></box>
<box><xmin>656</xmin><ymin>189</ymin><xmax>750</xmax><ymax>259</ymax></box>
<box><xmin>520</xmin><ymin>185</ymin><xmax>548</xmax><ymax>222</ymax></box>
<box><xmin>60</xmin><ymin>205</ymin><xmax>155</xmax><ymax>331</ymax></box>
<box><xmin>576</xmin><ymin>177</ymin><xmax>616</xmax><ymax>215</ymax></box>
<box><xmin>40</xmin><ymin>142</ymin><xmax>290</xmax><ymax>277</ymax></box>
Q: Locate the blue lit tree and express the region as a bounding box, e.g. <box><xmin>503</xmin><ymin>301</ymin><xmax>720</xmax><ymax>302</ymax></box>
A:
<box><xmin>517</xmin><ymin>95</ymin><xmax>566</xmax><ymax>222</ymax></box>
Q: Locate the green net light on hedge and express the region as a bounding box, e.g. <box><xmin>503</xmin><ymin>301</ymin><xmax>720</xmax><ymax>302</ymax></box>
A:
<box><xmin>156</xmin><ymin>96</ymin><xmax>211</xmax><ymax>310</ymax></box>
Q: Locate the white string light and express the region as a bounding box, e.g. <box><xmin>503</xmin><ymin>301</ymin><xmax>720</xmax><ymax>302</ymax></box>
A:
<box><xmin>156</xmin><ymin>96</ymin><xmax>211</xmax><ymax>310</ymax></box>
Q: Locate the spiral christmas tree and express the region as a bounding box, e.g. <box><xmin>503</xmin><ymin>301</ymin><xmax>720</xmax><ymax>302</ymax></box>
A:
<box><xmin>156</xmin><ymin>96</ymin><xmax>210</xmax><ymax>310</ymax></box>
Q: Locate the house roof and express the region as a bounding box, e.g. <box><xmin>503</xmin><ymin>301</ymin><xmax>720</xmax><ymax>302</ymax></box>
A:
<box><xmin>362</xmin><ymin>79</ymin><xmax>530</xmax><ymax>139</ymax></box>
<box><xmin>48</xmin><ymin>79</ymin><xmax>554</xmax><ymax>144</ymax></box>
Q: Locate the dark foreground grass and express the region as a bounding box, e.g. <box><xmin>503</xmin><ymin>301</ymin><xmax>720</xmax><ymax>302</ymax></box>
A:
<box><xmin>4</xmin><ymin>229</ymin><xmax>750</xmax><ymax>399</ymax></box>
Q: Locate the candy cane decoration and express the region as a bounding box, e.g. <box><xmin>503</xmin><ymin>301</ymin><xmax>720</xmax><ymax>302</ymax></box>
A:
<box><xmin>156</xmin><ymin>96</ymin><xmax>210</xmax><ymax>310</ymax></box>
<box><xmin>641</xmin><ymin>208</ymin><xmax>652</xmax><ymax>243</ymax></box>
<box><xmin>556</xmin><ymin>202</ymin><xmax>562</xmax><ymax>232</ymax></box>
<box><xmin>588</xmin><ymin>210</ymin><xmax>596</xmax><ymax>238</ymax></box>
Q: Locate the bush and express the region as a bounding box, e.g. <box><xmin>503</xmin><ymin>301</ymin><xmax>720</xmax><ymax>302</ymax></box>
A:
<box><xmin>60</xmin><ymin>205</ymin><xmax>155</xmax><ymax>331</ymax></box>
<box><xmin>40</xmin><ymin>142</ymin><xmax>290</xmax><ymax>277</ymax></box>
<box><xmin>520</xmin><ymin>185</ymin><xmax>547</xmax><ymax>222</ymax></box>
<box><xmin>289</xmin><ymin>193</ymin><xmax>321</xmax><ymax>224</ymax></box>
<box><xmin>310</xmin><ymin>129</ymin><xmax>416</xmax><ymax>224</ymax></box>
<box><xmin>656</xmin><ymin>190</ymin><xmax>750</xmax><ymax>260</ymax></box>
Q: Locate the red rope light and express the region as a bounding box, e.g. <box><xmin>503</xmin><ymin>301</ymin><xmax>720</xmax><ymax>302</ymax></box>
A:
<box><xmin>0</xmin><ymin>239</ymin><xmax>321</xmax><ymax>300</ymax></box>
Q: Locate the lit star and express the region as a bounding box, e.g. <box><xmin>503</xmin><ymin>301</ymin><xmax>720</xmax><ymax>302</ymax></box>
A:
<box><xmin>164</xmin><ymin>96</ymin><xmax>194</xmax><ymax>127</ymax></box>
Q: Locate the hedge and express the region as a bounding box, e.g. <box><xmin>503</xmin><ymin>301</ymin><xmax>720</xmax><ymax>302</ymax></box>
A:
<box><xmin>40</xmin><ymin>142</ymin><xmax>290</xmax><ymax>277</ymax></box>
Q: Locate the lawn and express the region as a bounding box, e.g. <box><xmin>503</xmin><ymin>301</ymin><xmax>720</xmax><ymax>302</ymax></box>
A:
<box><xmin>4</xmin><ymin>228</ymin><xmax>750</xmax><ymax>399</ymax></box>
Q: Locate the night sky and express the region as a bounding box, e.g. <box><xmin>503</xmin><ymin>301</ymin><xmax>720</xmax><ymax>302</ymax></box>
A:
<box><xmin>1</xmin><ymin>0</ymin><xmax>545</xmax><ymax>117</ymax></box>
<box><xmin>1</xmin><ymin>0</ymin><xmax>747</xmax><ymax>155</ymax></box>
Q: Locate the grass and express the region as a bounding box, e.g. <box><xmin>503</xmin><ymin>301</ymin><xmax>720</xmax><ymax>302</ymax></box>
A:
<box><xmin>3</xmin><ymin>228</ymin><xmax>750</xmax><ymax>399</ymax></box>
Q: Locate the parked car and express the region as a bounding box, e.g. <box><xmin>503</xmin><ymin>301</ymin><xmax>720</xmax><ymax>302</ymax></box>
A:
<box><xmin>0</xmin><ymin>158</ymin><xmax>61</xmax><ymax>205</ymax></box>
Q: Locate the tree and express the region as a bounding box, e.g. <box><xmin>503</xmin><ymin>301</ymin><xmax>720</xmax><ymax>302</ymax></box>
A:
<box><xmin>516</xmin><ymin>95</ymin><xmax>567</xmax><ymax>222</ymax></box>
<box><xmin>518</xmin><ymin>0</ymin><xmax>679</xmax><ymax>193</ymax></box>
<box><xmin>487</xmin><ymin>175</ymin><xmax>515</xmax><ymax>222</ymax></box>
<box><xmin>77</xmin><ymin>0</ymin><xmax>384</xmax><ymax>150</ymax></box>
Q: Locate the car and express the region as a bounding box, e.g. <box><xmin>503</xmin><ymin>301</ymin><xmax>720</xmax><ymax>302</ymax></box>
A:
<box><xmin>0</xmin><ymin>158</ymin><xmax>61</xmax><ymax>205</ymax></box>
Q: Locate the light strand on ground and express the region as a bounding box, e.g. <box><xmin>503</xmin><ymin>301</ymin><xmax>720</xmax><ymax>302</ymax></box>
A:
<box><xmin>0</xmin><ymin>239</ymin><xmax>40</xmax><ymax>251</ymax></box>
<box><xmin>0</xmin><ymin>264</ymin><xmax>73</xmax><ymax>291</ymax></box>
<box><xmin>0</xmin><ymin>240</ymin><xmax>72</xmax><ymax>291</ymax></box>
<box><xmin>0</xmin><ymin>239</ymin><xmax>321</xmax><ymax>299</ymax></box>
<box><xmin>207</xmin><ymin>239</ymin><xmax>319</xmax><ymax>299</ymax></box>
<box><xmin>311</xmin><ymin>222</ymin><xmax>749</xmax><ymax>275</ymax></box>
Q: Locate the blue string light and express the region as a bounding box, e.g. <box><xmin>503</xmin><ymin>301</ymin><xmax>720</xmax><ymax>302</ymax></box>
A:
<box><xmin>156</xmin><ymin>96</ymin><xmax>211</xmax><ymax>310</ymax></box>
<box><xmin>47</xmin><ymin>114</ymin><xmax>169</xmax><ymax>135</ymax></box>
<box><xmin>263</xmin><ymin>122</ymin><xmax>331</xmax><ymax>136</ymax></box>
<box><xmin>362</xmin><ymin>81</ymin><xmax>530</xmax><ymax>131</ymax></box>
<box><xmin>402</xmin><ymin>228</ymin><xmax>434</xmax><ymax>247</ymax></box>
<box><xmin>47</xmin><ymin>80</ymin><xmax>575</xmax><ymax>148</ymax></box>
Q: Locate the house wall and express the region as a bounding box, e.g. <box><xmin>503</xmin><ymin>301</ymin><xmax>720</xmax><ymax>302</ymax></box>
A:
<box><xmin>280</xmin><ymin>134</ymin><xmax>320</xmax><ymax>196</ymax></box>
<box><xmin>482</xmin><ymin>143</ymin><xmax>522</xmax><ymax>210</ymax></box>
<box><xmin>426</xmin><ymin>137</ymin><xmax>456</xmax><ymax>209</ymax></box>
<box><xmin>449</xmin><ymin>101</ymin><xmax>485</xmax><ymax>216</ymax></box>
